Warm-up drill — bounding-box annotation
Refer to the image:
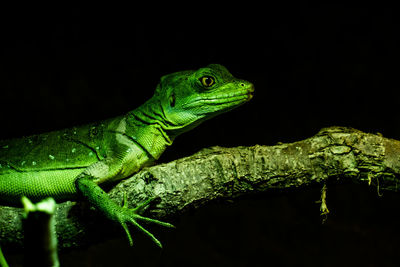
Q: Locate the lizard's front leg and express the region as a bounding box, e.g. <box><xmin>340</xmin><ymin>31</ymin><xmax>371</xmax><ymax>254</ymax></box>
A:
<box><xmin>75</xmin><ymin>175</ymin><xmax>174</xmax><ymax>248</ymax></box>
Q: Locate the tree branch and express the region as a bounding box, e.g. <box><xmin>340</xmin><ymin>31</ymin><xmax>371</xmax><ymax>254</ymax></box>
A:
<box><xmin>1</xmin><ymin>126</ymin><xmax>400</xmax><ymax>249</ymax></box>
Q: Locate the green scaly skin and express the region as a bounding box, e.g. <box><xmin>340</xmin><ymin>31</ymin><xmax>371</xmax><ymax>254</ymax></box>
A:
<box><xmin>0</xmin><ymin>64</ymin><xmax>254</xmax><ymax>247</ymax></box>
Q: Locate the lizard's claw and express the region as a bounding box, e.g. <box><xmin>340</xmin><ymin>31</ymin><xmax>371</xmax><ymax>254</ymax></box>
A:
<box><xmin>116</xmin><ymin>195</ymin><xmax>174</xmax><ymax>248</ymax></box>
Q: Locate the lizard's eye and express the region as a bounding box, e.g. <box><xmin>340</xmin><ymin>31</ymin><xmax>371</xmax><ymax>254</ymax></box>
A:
<box><xmin>199</xmin><ymin>76</ymin><xmax>215</xmax><ymax>88</ymax></box>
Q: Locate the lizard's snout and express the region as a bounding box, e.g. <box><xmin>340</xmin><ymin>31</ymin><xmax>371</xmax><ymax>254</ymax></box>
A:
<box><xmin>242</xmin><ymin>82</ymin><xmax>254</xmax><ymax>101</ymax></box>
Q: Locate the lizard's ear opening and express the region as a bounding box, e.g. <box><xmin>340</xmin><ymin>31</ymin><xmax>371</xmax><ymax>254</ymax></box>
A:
<box><xmin>169</xmin><ymin>93</ymin><xmax>176</xmax><ymax>107</ymax></box>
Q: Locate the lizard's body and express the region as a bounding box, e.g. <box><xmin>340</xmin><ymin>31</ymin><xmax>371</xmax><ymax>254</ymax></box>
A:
<box><xmin>0</xmin><ymin>64</ymin><xmax>254</xmax><ymax>247</ymax></box>
<box><xmin>0</xmin><ymin>114</ymin><xmax>162</xmax><ymax>203</ymax></box>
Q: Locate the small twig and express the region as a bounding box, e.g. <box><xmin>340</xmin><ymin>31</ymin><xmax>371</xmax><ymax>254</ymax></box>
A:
<box><xmin>22</xmin><ymin>197</ymin><xmax>59</xmax><ymax>267</ymax></box>
<box><xmin>317</xmin><ymin>184</ymin><xmax>329</xmax><ymax>223</ymax></box>
<box><xmin>0</xmin><ymin>245</ymin><xmax>9</xmax><ymax>267</ymax></box>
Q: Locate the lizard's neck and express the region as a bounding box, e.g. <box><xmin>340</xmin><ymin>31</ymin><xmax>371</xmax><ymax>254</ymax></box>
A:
<box><xmin>124</xmin><ymin>100</ymin><xmax>173</xmax><ymax>160</ymax></box>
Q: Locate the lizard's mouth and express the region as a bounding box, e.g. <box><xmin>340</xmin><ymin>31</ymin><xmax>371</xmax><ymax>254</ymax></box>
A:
<box><xmin>185</xmin><ymin>83</ymin><xmax>255</xmax><ymax>109</ymax></box>
<box><xmin>205</xmin><ymin>83</ymin><xmax>254</xmax><ymax>106</ymax></box>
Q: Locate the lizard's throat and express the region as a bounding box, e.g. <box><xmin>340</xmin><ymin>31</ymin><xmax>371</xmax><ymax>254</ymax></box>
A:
<box><xmin>125</xmin><ymin>111</ymin><xmax>174</xmax><ymax>160</ymax></box>
<box><xmin>133</xmin><ymin>125</ymin><xmax>172</xmax><ymax>160</ymax></box>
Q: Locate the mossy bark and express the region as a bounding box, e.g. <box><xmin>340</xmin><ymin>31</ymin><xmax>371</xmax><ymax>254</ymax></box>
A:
<box><xmin>1</xmin><ymin>126</ymin><xmax>399</xmax><ymax>249</ymax></box>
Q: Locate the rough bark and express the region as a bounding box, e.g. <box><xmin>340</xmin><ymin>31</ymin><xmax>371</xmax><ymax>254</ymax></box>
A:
<box><xmin>1</xmin><ymin>126</ymin><xmax>400</xmax><ymax>249</ymax></box>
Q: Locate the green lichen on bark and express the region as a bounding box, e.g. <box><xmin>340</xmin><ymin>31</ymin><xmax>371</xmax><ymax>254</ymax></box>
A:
<box><xmin>1</xmin><ymin>126</ymin><xmax>400</xmax><ymax>248</ymax></box>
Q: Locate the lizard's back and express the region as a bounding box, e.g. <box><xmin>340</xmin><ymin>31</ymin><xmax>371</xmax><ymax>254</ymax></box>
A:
<box><xmin>0</xmin><ymin>122</ymin><xmax>107</xmax><ymax>205</ymax></box>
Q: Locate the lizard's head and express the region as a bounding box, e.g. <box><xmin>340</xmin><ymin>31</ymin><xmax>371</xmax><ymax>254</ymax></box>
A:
<box><xmin>154</xmin><ymin>64</ymin><xmax>254</xmax><ymax>135</ymax></box>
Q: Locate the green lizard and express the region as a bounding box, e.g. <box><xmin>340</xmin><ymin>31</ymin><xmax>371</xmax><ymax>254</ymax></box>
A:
<box><xmin>0</xmin><ymin>64</ymin><xmax>254</xmax><ymax>247</ymax></box>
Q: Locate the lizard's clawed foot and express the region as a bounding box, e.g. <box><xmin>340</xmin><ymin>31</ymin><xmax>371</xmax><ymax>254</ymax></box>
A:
<box><xmin>117</xmin><ymin>194</ymin><xmax>174</xmax><ymax>248</ymax></box>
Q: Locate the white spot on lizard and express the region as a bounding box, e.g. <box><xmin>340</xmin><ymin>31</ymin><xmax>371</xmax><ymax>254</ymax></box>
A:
<box><xmin>87</xmin><ymin>161</ymin><xmax>111</xmax><ymax>183</ymax></box>
<box><xmin>49</xmin><ymin>155</ymin><xmax>55</xmax><ymax>160</ymax></box>
<box><xmin>32</xmin><ymin>161</ymin><xmax>37</xmax><ymax>166</ymax></box>
<box><xmin>115</xmin><ymin>118</ymin><xmax>132</xmax><ymax>147</ymax></box>
<box><xmin>72</xmin><ymin>148</ymin><xmax>76</xmax><ymax>153</ymax></box>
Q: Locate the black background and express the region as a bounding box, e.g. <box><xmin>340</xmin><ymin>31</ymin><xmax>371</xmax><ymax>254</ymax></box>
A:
<box><xmin>1</xmin><ymin>4</ymin><xmax>400</xmax><ymax>266</ymax></box>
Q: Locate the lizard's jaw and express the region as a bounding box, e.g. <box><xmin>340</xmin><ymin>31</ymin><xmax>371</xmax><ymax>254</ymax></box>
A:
<box><xmin>163</xmin><ymin>82</ymin><xmax>254</xmax><ymax>133</ymax></box>
<box><xmin>184</xmin><ymin>83</ymin><xmax>254</xmax><ymax>112</ymax></box>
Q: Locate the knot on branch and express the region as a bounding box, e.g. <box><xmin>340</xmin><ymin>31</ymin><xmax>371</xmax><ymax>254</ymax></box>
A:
<box><xmin>314</xmin><ymin>126</ymin><xmax>398</xmax><ymax>190</ymax></box>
